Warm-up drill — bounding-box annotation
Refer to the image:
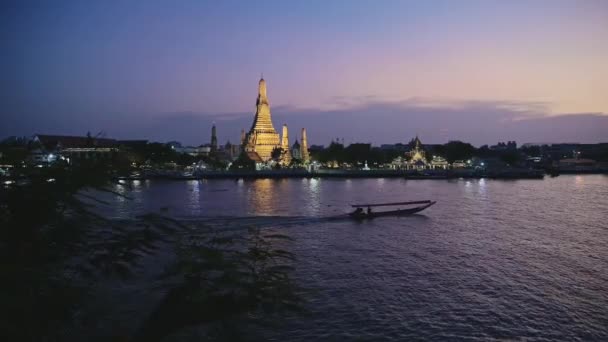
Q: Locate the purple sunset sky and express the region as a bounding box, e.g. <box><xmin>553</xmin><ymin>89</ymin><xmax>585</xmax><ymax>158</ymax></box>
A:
<box><xmin>2</xmin><ymin>0</ymin><xmax>607</xmax><ymax>146</ymax></box>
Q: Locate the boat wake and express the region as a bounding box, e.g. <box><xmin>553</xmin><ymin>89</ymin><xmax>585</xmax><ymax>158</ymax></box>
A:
<box><xmin>104</xmin><ymin>211</ymin><xmax>430</xmax><ymax>234</ymax></box>
<box><xmin>165</xmin><ymin>213</ymin><xmax>430</xmax><ymax>232</ymax></box>
<box><xmin>172</xmin><ymin>214</ymin><xmax>349</xmax><ymax>230</ymax></box>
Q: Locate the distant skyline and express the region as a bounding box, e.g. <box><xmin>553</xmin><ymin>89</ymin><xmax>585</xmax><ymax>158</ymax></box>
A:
<box><xmin>2</xmin><ymin>0</ymin><xmax>607</xmax><ymax>145</ymax></box>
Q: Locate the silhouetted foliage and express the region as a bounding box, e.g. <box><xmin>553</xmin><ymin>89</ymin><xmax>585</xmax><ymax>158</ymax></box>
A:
<box><xmin>0</xmin><ymin>146</ymin><xmax>28</xmax><ymax>165</ymax></box>
<box><xmin>230</xmin><ymin>152</ymin><xmax>256</xmax><ymax>170</ymax></box>
<box><xmin>204</xmin><ymin>151</ymin><xmax>229</xmax><ymax>170</ymax></box>
<box><xmin>500</xmin><ymin>151</ymin><xmax>521</xmax><ymax>166</ymax></box>
<box><xmin>0</xmin><ymin>161</ymin><xmax>181</xmax><ymax>340</ymax></box>
<box><xmin>316</xmin><ymin>141</ymin><xmax>346</xmax><ymax>164</ymax></box>
<box><xmin>133</xmin><ymin>227</ymin><xmax>301</xmax><ymax>341</ymax></box>
<box><xmin>520</xmin><ymin>145</ymin><xmax>541</xmax><ymax>158</ymax></box>
<box><xmin>424</xmin><ymin>150</ymin><xmax>433</xmax><ymax>163</ymax></box>
<box><xmin>142</xmin><ymin>142</ymin><xmax>180</xmax><ymax>164</ymax></box>
<box><xmin>475</xmin><ymin>145</ymin><xmax>493</xmax><ymax>158</ymax></box>
<box><xmin>441</xmin><ymin>141</ymin><xmax>476</xmax><ymax>163</ymax></box>
<box><xmin>271</xmin><ymin>147</ymin><xmax>283</xmax><ymax>160</ymax></box>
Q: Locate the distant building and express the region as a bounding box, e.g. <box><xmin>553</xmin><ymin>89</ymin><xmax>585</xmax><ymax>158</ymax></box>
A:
<box><xmin>32</xmin><ymin>134</ymin><xmax>118</xmax><ymax>163</ymax></box>
<box><xmin>490</xmin><ymin>141</ymin><xmax>517</xmax><ymax>151</ymax></box>
<box><xmin>542</xmin><ymin>143</ymin><xmax>608</xmax><ymax>162</ymax></box>
<box><xmin>308</xmin><ymin>145</ymin><xmax>324</xmax><ymax>154</ymax></box>
<box><xmin>224</xmin><ymin>141</ymin><xmax>241</xmax><ymax>161</ymax></box>
<box><xmin>118</xmin><ymin>140</ymin><xmax>148</xmax><ymax>149</ymax></box>
<box><xmin>452</xmin><ymin>160</ymin><xmax>468</xmax><ymax>168</ymax></box>
<box><xmin>557</xmin><ymin>158</ymin><xmax>597</xmax><ymax>172</ymax></box>
<box><xmin>197</xmin><ymin>146</ymin><xmax>212</xmax><ymax>156</ymax></box>
<box><xmin>173</xmin><ymin>145</ymin><xmax>211</xmax><ymax>157</ymax></box>
<box><xmin>430</xmin><ymin>156</ymin><xmax>449</xmax><ymax>169</ymax></box>
<box><xmin>195</xmin><ymin>160</ymin><xmax>210</xmax><ymax>171</ymax></box>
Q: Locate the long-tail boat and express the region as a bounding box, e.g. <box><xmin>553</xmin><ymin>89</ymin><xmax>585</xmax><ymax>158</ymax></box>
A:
<box><xmin>349</xmin><ymin>200</ymin><xmax>436</xmax><ymax>219</ymax></box>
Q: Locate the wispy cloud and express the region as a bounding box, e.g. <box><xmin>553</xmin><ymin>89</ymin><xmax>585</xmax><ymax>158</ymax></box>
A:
<box><xmin>146</xmin><ymin>98</ymin><xmax>607</xmax><ymax>146</ymax></box>
<box><xmin>4</xmin><ymin>97</ymin><xmax>606</xmax><ymax>146</ymax></box>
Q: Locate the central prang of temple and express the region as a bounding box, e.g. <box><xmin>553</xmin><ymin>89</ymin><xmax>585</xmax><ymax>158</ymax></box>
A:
<box><xmin>244</xmin><ymin>77</ymin><xmax>281</xmax><ymax>161</ymax></box>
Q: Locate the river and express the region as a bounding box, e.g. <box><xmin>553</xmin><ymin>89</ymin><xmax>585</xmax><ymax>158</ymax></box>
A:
<box><xmin>97</xmin><ymin>175</ymin><xmax>608</xmax><ymax>340</ymax></box>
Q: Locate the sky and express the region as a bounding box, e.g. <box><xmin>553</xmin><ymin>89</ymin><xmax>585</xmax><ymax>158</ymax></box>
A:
<box><xmin>2</xmin><ymin>0</ymin><xmax>607</xmax><ymax>146</ymax></box>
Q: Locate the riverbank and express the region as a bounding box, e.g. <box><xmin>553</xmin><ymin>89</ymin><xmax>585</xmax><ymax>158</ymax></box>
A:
<box><xmin>117</xmin><ymin>168</ymin><xmax>562</xmax><ymax>180</ymax></box>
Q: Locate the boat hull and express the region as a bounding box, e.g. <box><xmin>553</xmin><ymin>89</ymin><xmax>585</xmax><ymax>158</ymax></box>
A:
<box><xmin>349</xmin><ymin>201</ymin><xmax>436</xmax><ymax>219</ymax></box>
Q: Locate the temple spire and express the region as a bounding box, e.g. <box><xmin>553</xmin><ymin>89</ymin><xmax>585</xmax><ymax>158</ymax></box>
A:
<box><xmin>245</xmin><ymin>77</ymin><xmax>280</xmax><ymax>161</ymax></box>
<box><xmin>257</xmin><ymin>77</ymin><xmax>268</xmax><ymax>103</ymax></box>
<box><xmin>281</xmin><ymin>124</ymin><xmax>289</xmax><ymax>150</ymax></box>
<box><xmin>301</xmin><ymin>128</ymin><xmax>310</xmax><ymax>163</ymax></box>
<box><xmin>280</xmin><ymin>124</ymin><xmax>292</xmax><ymax>165</ymax></box>
<box><xmin>210</xmin><ymin>123</ymin><xmax>218</xmax><ymax>151</ymax></box>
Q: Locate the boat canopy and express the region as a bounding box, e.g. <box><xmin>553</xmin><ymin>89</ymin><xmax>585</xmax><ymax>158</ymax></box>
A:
<box><xmin>351</xmin><ymin>200</ymin><xmax>432</xmax><ymax>208</ymax></box>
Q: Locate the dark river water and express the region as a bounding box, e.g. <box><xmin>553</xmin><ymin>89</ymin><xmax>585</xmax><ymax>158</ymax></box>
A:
<box><xmin>100</xmin><ymin>175</ymin><xmax>608</xmax><ymax>341</ymax></box>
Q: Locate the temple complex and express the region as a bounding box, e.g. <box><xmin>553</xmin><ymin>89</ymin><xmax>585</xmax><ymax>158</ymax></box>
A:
<box><xmin>391</xmin><ymin>135</ymin><xmax>448</xmax><ymax>170</ymax></box>
<box><xmin>244</xmin><ymin>77</ymin><xmax>281</xmax><ymax>161</ymax></box>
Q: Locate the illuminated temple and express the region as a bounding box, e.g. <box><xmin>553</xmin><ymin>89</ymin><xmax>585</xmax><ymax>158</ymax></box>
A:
<box><xmin>391</xmin><ymin>135</ymin><xmax>448</xmax><ymax>170</ymax></box>
<box><xmin>244</xmin><ymin>77</ymin><xmax>281</xmax><ymax>162</ymax></box>
<box><xmin>244</xmin><ymin>77</ymin><xmax>310</xmax><ymax>165</ymax></box>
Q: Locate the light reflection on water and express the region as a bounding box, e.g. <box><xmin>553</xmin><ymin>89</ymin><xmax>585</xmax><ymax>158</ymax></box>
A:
<box><xmin>187</xmin><ymin>180</ymin><xmax>201</xmax><ymax>216</ymax></box>
<box><xmin>93</xmin><ymin>175</ymin><xmax>608</xmax><ymax>340</ymax></box>
<box><xmin>97</xmin><ymin>176</ymin><xmax>608</xmax><ymax>223</ymax></box>
<box><xmin>248</xmin><ymin>178</ymin><xmax>276</xmax><ymax>215</ymax></box>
